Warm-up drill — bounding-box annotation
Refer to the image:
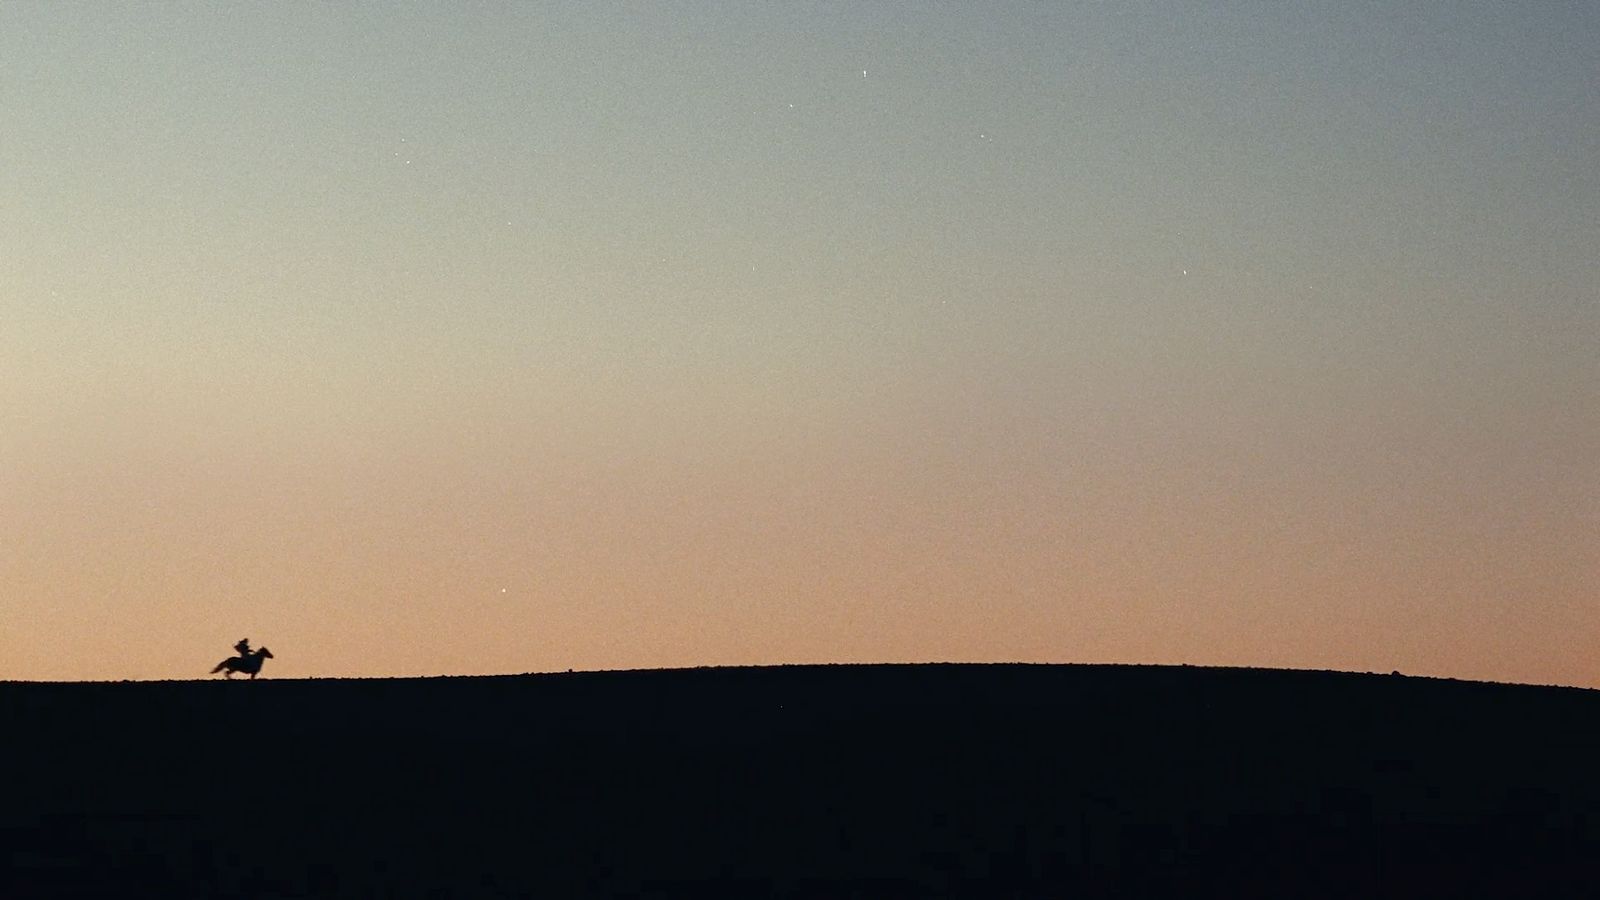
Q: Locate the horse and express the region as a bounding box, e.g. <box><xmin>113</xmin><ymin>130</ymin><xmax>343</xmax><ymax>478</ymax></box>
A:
<box><xmin>211</xmin><ymin>647</ymin><xmax>274</xmax><ymax>679</ymax></box>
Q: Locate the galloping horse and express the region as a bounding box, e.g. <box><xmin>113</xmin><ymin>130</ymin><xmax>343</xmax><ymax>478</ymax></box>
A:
<box><xmin>211</xmin><ymin>647</ymin><xmax>274</xmax><ymax>679</ymax></box>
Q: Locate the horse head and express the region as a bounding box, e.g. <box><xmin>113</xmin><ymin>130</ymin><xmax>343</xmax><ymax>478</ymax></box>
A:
<box><xmin>256</xmin><ymin>647</ymin><xmax>274</xmax><ymax>659</ymax></box>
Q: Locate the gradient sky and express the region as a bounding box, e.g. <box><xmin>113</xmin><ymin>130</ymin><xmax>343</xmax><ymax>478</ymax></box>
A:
<box><xmin>3</xmin><ymin>3</ymin><xmax>1595</xmax><ymax>684</ymax></box>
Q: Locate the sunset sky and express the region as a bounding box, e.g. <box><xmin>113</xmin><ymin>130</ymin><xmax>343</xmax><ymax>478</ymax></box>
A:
<box><xmin>3</xmin><ymin>3</ymin><xmax>1594</xmax><ymax>684</ymax></box>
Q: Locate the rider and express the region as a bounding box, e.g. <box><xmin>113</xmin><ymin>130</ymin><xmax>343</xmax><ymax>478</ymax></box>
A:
<box><xmin>234</xmin><ymin>638</ymin><xmax>252</xmax><ymax>659</ymax></box>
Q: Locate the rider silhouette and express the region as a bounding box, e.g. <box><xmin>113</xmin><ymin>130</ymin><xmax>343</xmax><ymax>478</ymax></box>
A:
<box><xmin>234</xmin><ymin>638</ymin><xmax>251</xmax><ymax>659</ymax></box>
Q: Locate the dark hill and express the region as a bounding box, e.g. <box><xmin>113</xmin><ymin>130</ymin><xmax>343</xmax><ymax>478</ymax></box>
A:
<box><xmin>6</xmin><ymin>664</ymin><xmax>1600</xmax><ymax>897</ymax></box>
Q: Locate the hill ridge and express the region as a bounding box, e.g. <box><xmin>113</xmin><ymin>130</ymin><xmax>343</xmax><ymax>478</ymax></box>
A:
<box><xmin>7</xmin><ymin>662</ymin><xmax>1599</xmax><ymax>897</ymax></box>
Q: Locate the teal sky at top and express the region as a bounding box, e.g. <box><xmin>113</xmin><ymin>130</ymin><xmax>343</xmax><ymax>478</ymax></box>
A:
<box><xmin>7</xmin><ymin>4</ymin><xmax>1594</xmax><ymax>314</ymax></box>
<box><xmin>1</xmin><ymin>3</ymin><xmax>1595</xmax><ymax>681</ymax></box>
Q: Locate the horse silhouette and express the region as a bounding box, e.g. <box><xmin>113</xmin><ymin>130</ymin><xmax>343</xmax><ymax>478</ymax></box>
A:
<box><xmin>211</xmin><ymin>647</ymin><xmax>274</xmax><ymax>679</ymax></box>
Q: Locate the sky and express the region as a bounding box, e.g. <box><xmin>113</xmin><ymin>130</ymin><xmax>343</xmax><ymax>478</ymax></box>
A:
<box><xmin>2</xmin><ymin>2</ymin><xmax>1595</xmax><ymax>684</ymax></box>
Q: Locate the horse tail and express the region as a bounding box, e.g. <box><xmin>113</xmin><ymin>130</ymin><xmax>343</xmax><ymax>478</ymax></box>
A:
<box><xmin>210</xmin><ymin>659</ymin><xmax>229</xmax><ymax>674</ymax></box>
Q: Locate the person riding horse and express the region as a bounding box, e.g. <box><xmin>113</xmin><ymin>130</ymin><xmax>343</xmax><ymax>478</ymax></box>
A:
<box><xmin>213</xmin><ymin>639</ymin><xmax>274</xmax><ymax>678</ymax></box>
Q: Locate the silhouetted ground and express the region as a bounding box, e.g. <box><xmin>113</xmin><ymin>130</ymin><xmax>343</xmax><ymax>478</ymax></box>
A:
<box><xmin>5</xmin><ymin>663</ymin><xmax>1600</xmax><ymax>897</ymax></box>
